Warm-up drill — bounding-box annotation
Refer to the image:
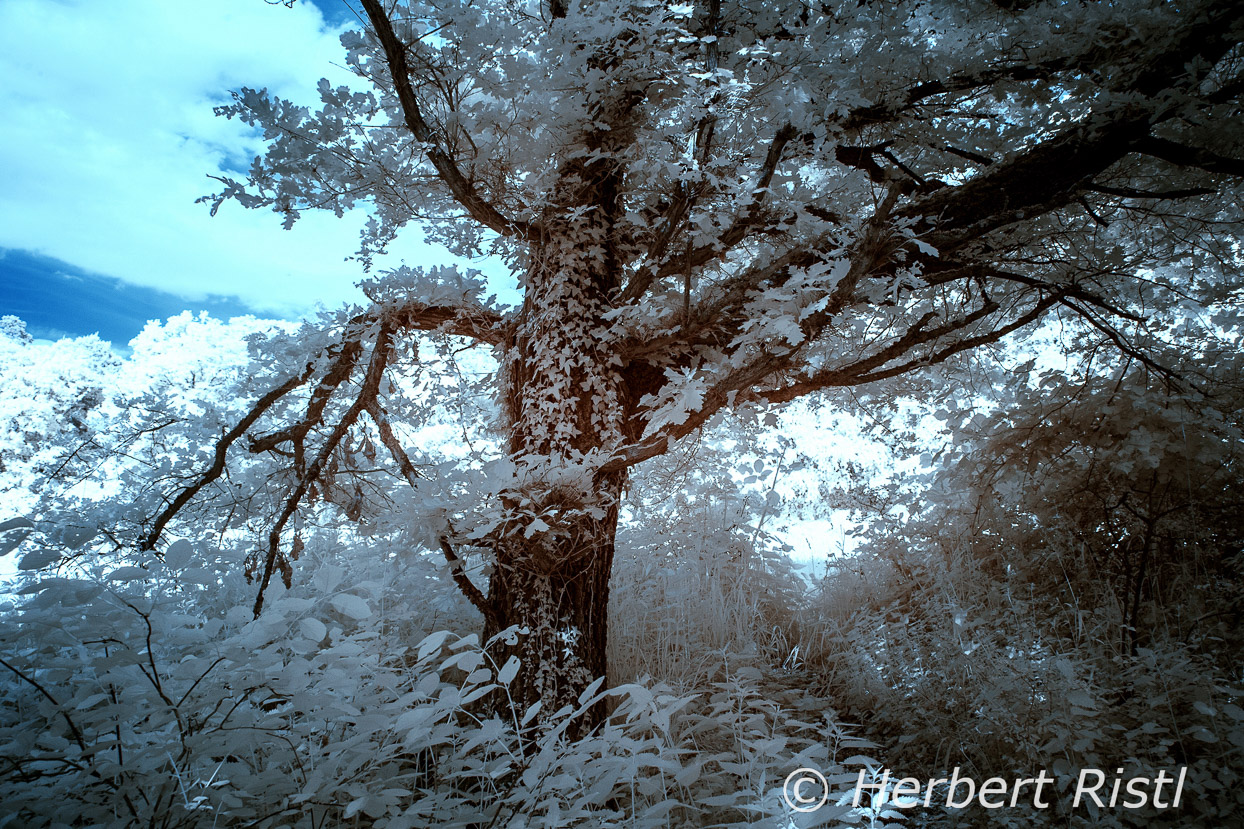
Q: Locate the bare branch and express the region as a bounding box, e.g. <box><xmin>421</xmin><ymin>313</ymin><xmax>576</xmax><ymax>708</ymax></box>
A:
<box><xmin>0</xmin><ymin>656</ymin><xmax>88</xmax><ymax>752</ymax></box>
<box><xmin>142</xmin><ymin>368</ymin><xmax>312</xmax><ymax>551</ymax></box>
<box><xmin>1058</xmin><ymin>299</ymin><xmax>1183</xmax><ymax>384</ymax></box>
<box><xmin>253</xmin><ymin>321</ymin><xmax>394</xmax><ymax>617</ymax></box>
<box><xmin>925</xmin><ymin>264</ymin><xmax>1146</xmax><ymax>323</ymax></box>
<box><xmin>439</xmin><ymin>536</ymin><xmax>499</xmax><ymax>629</ymax></box>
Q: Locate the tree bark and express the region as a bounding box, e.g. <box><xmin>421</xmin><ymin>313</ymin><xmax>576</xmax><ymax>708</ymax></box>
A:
<box><xmin>481</xmin><ymin>123</ymin><xmax>636</xmax><ymax>728</ymax></box>
<box><xmin>481</xmin><ymin>482</ymin><xmax>621</xmax><ymax>727</ymax></box>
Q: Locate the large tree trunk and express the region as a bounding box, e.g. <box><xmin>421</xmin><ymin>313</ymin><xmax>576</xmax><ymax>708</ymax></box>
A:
<box><xmin>481</xmin><ymin>479</ymin><xmax>622</xmax><ymax>724</ymax></box>
<box><xmin>481</xmin><ymin>131</ymin><xmax>637</xmax><ymax>727</ymax></box>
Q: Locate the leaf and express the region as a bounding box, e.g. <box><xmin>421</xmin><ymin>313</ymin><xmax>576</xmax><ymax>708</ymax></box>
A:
<box><xmin>331</xmin><ymin>593</ymin><xmax>371</xmax><ymax>620</ymax></box>
<box><xmin>181</xmin><ymin>568</ymin><xmax>217</xmax><ymax>586</ymax></box>
<box><xmin>0</xmin><ymin>525</ymin><xmax>32</xmax><ymax>552</ymax></box>
<box><xmin>17</xmin><ymin>550</ymin><xmax>59</xmax><ymax>570</ymax></box>
<box><xmin>416</xmin><ymin>630</ymin><xmax>453</xmax><ymax>661</ymax></box>
<box><xmin>106</xmin><ymin>566</ymin><xmax>149</xmax><ymax>581</ymax></box>
<box><xmin>313</xmin><ymin>564</ymin><xmax>345</xmax><ymax>593</ymax></box>
<box><xmin>343</xmin><ymin>797</ymin><xmax>368</xmax><ymax>819</ymax></box>
<box><xmin>792</xmin><ymin>802</ymin><xmax>852</xmax><ymax>828</ymax></box>
<box><xmin>299</xmin><ymin>617</ymin><xmax>327</xmax><ymax>642</ymax></box>
<box><xmin>443</xmin><ymin>650</ymin><xmax>484</xmax><ymax>673</ymax></box>
<box><xmin>577</xmin><ymin>676</ymin><xmax>606</xmax><ymax>705</ymax></box>
<box><xmin>497</xmin><ymin>655</ymin><xmax>520</xmax><ymax>685</ymax></box>
<box><xmin>164</xmin><ymin>539</ymin><xmax>194</xmax><ymax>569</ymax></box>
<box><xmin>458</xmin><ymin>683</ymin><xmax>496</xmax><ymax>706</ymax></box>
<box><xmin>0</xmin><ymin>518</ymin><xmax>34</xmax><ymax>555</ymax></box>
<box><xmin>58</xmin><ymin>525</ymin><xmax>96</xmax><ymax>550</ymax></box>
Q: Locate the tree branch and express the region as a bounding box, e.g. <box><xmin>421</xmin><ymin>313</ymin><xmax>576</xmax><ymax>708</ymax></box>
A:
<box><xmin>1135</xmin><ymin>136</ymin><xmax>1244</xmax><ymax>180</ymax></box>
<box><xmin>364</xmin><ymin>398</ymin><xmax>424</xmax><ymax>487</ymax></box>
<box><xmin>359</xmin><ymin>0</ymin><xmax>529</xmax><ymax>238</ymax></box>
<box><xmin>623</xmin><ymin>124</ymin><xmax>797</xmax><ymax>302</ymax></box>
<box><xmin>358</xmin><ymin>398</ymin><xmax>497</xmax><ymax>622</ymax></box>
<box><xmin>390</xmin><ymin>299</ymin><xmax>508</xmax><ymax>346</ymax></box>
<box><xmin>1058</xmin><ymin>298</ymin><xmax>1182</xmax><ymax>384</ymax></box>
<box><xmin>253</xmin><ymin>320</ymin><xmax>394</xmax><ymax>617</ymax></box>
<box><xmin>142</xmin><ymin>368</ymin><xmax>313</xmax><ymax>551</ymax></box>
<box><xmin>903</xmin><ymin>105</ymin><xmax>1155</xmax><ymax>252</ymax></box>
<box><xmin>0</xmin><ymin>656</ymin><xmax>88</xmax><ymax>752</ymax></box>
<box><xmin>763</xmin><ymin>294</ymin><xmax>1059</xmax><ymax>402</ymax></box>
<box><xmin>363</xmin><ymin>399</ymin><xmax>500</xmax><ymax>626</ymax></box>
<box><xmin>1085</xmin><ymin>182</ymin><xmax>1216</xmax><ymax>200</ymax></box>
<box><xmin>438</xmin><ymin>536</ymin><xmax>499</xmax><ymax>629</ymax></box>
<box><xmin>249</xmin><ymin>337</ymin><xmax>365</xmax><ymax>457</ymax></box>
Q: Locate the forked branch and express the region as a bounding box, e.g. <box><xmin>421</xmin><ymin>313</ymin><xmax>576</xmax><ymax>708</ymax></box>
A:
<box><xmin>142</xmin><ymin>368</ymin><xmax>313</xmax><ymax>552</ymax></box>
<box><xmin>253</xmin><ymin>320</ymin><xmax>395</xmax><ymax>617</ymax></box>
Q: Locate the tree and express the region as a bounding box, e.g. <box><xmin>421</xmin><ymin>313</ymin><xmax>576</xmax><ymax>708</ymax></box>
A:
<box><xmin>0</xmin><ymin>322</ymin><xmax>120</xmax><ymax>514</ymax></box>
<box><xmin>159</xmin><ymin>0</ymin><xmax>1244</xmax><ymax>722</ymax></box>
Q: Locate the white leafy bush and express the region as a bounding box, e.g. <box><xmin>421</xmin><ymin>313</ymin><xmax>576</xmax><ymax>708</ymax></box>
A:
<box><xmin>799</xmin><ymin>359</ymin><xmax>1244</xmax><ymax>827</ymax></box>
<box><xmin>0</xmin><ymin>527</ymin><xmax>875</xmax><ymax>828</ymax></box>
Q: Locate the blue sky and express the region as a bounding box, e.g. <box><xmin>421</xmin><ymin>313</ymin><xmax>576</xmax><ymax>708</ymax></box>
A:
<box><xmin>0</xmin><ymin>0</ymin><xmax>475</xmax><ymax>344</ymax></box>
<box><xmin>0</xmin><ymin>250</ymin><xmax>256</xmax><ymax>344</ymax></box>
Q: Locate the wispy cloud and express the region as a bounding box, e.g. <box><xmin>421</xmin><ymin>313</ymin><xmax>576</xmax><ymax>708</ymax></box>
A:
<box><xmin>0</xmin><ymin>0</ymin><xmax>456</xmax><ymax>318</ymax></box>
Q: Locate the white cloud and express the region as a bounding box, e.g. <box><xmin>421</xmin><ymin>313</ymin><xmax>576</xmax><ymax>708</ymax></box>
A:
<box><xmin>0</xmin><ymin>0</ymin><xmax>471</xmax><ymax>317</ymax></box>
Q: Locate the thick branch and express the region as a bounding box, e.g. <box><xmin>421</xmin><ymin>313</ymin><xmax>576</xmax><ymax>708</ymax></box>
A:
<box><xmin>1135</xmin><ymin>137</ymin><xmax>1244</xmax><ymax>180</ymax></box>
<box><xmin>390</xmin><ymin>300</ymin><xmax>508</xmax><ymax>345</ymax></box>
<box><xmin>365</xmin><ymin>399</ymin><xmax>424</xmax><ymax>487</ymax></box>
<box><xmin>904</xmin><ymin>106</ymin><xmax>1154</xmax><ymax>251</ymax></box>
<box><xmin>359</xmin><ymin>0</ymin><xmax>529</xmax><ymax>238</ymax></box>
<box><xmin>1085</xmin><ymin>183</ymin><xmax>1217</xmax><ymax>200</ymax></box>
<box><xmin>597</xmin><ymin>350</ymin><xmax>790</xmax><ymax>476</ymax></box>
<box><xmin>836</xmin><ymin>1</ymin><xmax>1241</xmax><ymax>134</ymax></box>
